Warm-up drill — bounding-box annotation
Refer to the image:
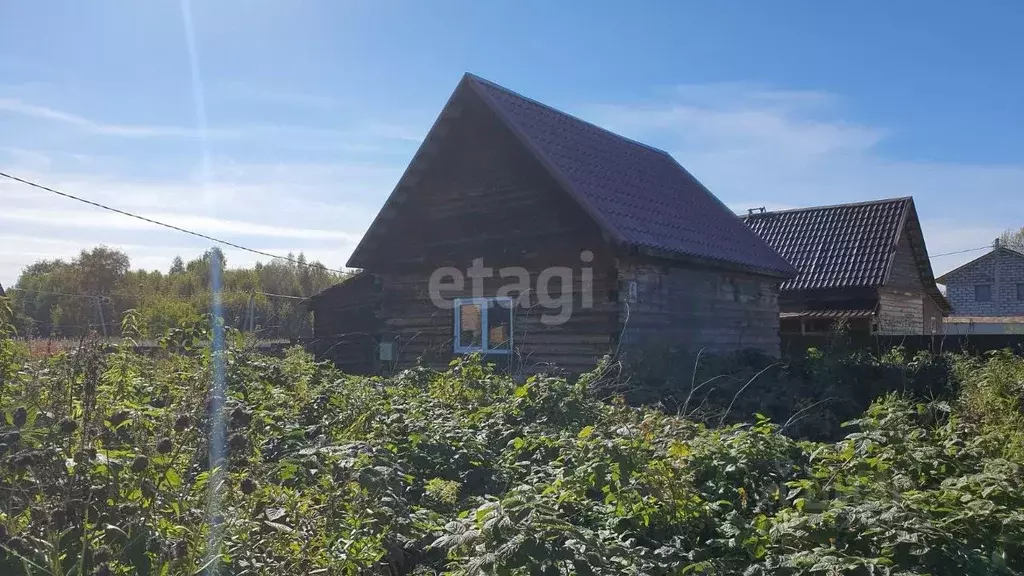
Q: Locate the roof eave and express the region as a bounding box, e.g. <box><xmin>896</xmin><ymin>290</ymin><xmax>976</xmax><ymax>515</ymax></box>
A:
<box><xmin>635</xmin><ymin>245</ymin><xmax>797</xmax><ymax>279</ymax></box>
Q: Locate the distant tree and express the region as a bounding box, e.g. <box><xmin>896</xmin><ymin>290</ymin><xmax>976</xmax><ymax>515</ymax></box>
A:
<box><xmin>77</xmin><ymin>246</ymin><xmax>130</xmax><ymax>295</ymax></box>
<box><xmin>169</xmin><ymin>256</ymin><xmax>185</xmax><ymax>275</ymax></box>
<box><xmin>999</xmin><ymin>227</ymin><xmax>1024</xmax><ymax>251</ymax></box>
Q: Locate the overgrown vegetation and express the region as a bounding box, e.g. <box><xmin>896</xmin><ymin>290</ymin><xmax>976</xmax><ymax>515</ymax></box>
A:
<box><xmin>619</xmin><ymin>346</ymin><xmax>960</xmax><ymax>440</ymax></box>
<box><xmin>0</xmin><ymin>303</ymin><xmax>1022</xmax><ymax>574</ymax></box>
<box><xmin>7</xmin><ymin>245</ymin><xmax>343</xmax><ymax>340</ymax></box>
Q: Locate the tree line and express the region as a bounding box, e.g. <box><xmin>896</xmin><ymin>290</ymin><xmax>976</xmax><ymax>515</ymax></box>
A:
<box><xmin>1000</xmin><ymin>226</ymin><xmax>1024</xmax><ymax>251</ymax></box>
<box><xmin>6</xmin><ymin>245</ymin><xmax>346</xmax><ymax>340</ymax></box>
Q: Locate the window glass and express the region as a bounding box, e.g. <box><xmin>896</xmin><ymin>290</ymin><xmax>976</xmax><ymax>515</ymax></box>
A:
<box><xmin>1018</xmin><ymin>283</ymin><xmax>1024</xmax><ymax>301</ymax></box>
<box><xmin>458</xmin><ymin>302</ymin><xmax>482</xmax><ymax>349</ymax></box>
<box><xmin>487</xmin><ymin>300</ymin><xmax>512</xmax><ymax>351</ymax></box>
<box><xmin>975</xmin><ymin>284</ymin><xmax>992</xmax><ymax>302</ymax></box>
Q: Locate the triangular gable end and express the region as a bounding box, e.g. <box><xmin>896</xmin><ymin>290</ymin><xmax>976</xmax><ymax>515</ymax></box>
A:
<box><xmin>882</xmin><ymin>199</ymin><xmax>951</xmax><ymax>312</ymax></box>
<box><xmin>347</xmin><ymin>75</ymin><xmax>610</xmax><ymax>269</ymax></box>
<box><xmin>349</xmin><ymin>73</ymin><xmax>796</xmax><ymax>278</ymax></box>
<box><xmin>346</xmin><ymin>77</ymin><xmax>475</xmax><ymax>269</ymax></box>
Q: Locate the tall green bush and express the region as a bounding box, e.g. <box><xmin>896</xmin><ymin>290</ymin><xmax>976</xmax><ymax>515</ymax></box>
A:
<box><xmin>0</xmin><ymin>323</ymin><xmax>1021</xmax><ymax>575</ymax></box>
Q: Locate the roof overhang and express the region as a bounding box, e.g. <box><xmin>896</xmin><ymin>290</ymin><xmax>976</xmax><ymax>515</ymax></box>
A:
<box><xmin>634</xmin><ymin>245</ymin><xmax>796</xmax><ymax>279</ymax></box>
<box><xmin>780</xmin><ymin>309</ymin><xmax>875</xmax><ymax>320</ymax></box>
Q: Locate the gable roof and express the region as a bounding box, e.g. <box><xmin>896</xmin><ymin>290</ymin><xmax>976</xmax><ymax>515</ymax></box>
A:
<box><xmin>743</xmin><ymin>197</ymin><xmax>950</xmax><ymax>310</ymax></box>
<box><xmin>347</xmin><ymin>73</ymin><xmax>796</xmax><ymax>278</ymax></box>
<box><xmin>935</xmin><ymin>245</ymin><xmax>1024</xmax><ymax>284</ymax></box>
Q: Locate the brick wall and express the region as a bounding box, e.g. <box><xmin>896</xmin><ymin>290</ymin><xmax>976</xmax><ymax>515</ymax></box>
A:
<box><xmin>941</xmin><ymin>249</ymin><xmax>1024</xmax><ymax>316</ymax></box>
<box><xmin>617</xmin><ymin>259</ymin><xmax>783</xmax><ymax>356</ymax></box>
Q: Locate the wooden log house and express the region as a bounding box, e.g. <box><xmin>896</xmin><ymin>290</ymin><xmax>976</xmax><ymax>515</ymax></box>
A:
<box><xmin>308</xmin><ymin>73</ymin><xmax>796</xmax><ymax>374</ymax></box>
<box><xmin>743</xmin><ymin>197</ymin><xmax>951</xmax><ymax>335</ymax></box>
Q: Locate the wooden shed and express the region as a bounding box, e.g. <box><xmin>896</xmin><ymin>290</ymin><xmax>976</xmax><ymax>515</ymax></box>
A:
<box><xmin>309</xmin><ymin>73</ymin><xmax>796</xmax><ymax>374</ymax></box>
<box><xmin>306</xmin><ymin>272</ymin><xmax>381</xmax><ymax>374</ymax></box>
<box><xmin>743</xmin><ymin>197</ymin><xmax>950</xmax><ymax>335</ymax></box>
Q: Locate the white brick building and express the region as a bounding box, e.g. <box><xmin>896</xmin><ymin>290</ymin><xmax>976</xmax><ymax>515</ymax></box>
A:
<box><xmin>936</xmin><ymin>242</ymin><xmax>1024</xmax><ymax>334</ymax></box>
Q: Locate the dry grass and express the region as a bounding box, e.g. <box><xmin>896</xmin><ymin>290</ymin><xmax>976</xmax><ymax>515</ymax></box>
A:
<box><xmin>20</xmin><ymin>338</ymin><xmax>80</xmax><ymax>358</ymax></box>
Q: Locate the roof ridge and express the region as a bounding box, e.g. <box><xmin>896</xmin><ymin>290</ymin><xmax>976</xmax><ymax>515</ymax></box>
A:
<box><xmin>744</xmin><ymin>196</ymin><xmax>913</xmax><ymax>218</ymax></box>
<box><xmin>935</xmin><ymin>245</ymin><xmax>1024</xmax><ymax>283</ymax></box>
<box><xmin>463</xmin><ymin>72</ymin><xmax>674</xmax><ymax>158</ymax></box>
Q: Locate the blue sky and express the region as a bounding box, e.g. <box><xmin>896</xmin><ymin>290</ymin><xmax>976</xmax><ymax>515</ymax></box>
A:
<box><xmin>2</xmin><ymin>0</ymin><xmax>1023</xmax><ymax>286</ymax></box>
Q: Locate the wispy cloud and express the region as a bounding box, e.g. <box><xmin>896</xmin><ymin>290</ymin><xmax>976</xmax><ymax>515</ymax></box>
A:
<box><xmin>218</xmin><ymin>82</ymin><xmax>344</xmax><ymax>112</ymax></box>
<box><xmin>0</xmin><ymin>97</ymin><xmax>228</xmax><ymax>138</ymax></box>
<box><xmin>0</xmin><ymin>208</ymin><xmax>360</xmax><ymax>241</ymax></box>
<box><xmin>0</xmin><ymin>96</ymin><xmax>424</xmax><ymax>149</ymax></box>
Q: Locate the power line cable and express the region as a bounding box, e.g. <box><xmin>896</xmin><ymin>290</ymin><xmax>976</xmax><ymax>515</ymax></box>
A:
<box><xmin>255</xmin><ymin>291</ymin><xmax>306</xmax><ymax>300</ymax></box>
<box><xmin>6</xmin><ymin>287</ymin><xmax>108</xmax><ymax>299</ymax></box>
<box><xmin>8</xmin><ymin>287</ymin><xmax>314</xmax><ymax>304</ymax></box>
<box><xmin>930</xmin><ymin>246</ymin><xmax>992</xmax><ymax>258</ymax></box>
<box><xmin>0</xmin><ymin>171</ymin><xmax>349</xmax><ymax>275</ymax></box>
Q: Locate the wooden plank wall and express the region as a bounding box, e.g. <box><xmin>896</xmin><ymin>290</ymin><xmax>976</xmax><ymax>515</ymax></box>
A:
<box><xmin>616</xmin><ymin>257</ymin><xmax>783</xmax><ymax>356</ymax></box>
<box><xmin>377</xmin><ymin>266</ymin><xmax>617</xmax><ymax>375</ymax></box>
<box><xmin>878</xmin><ymin>228</ymin><xmax>931</xmax><ymax>334</ymax></box>
<box><xmin>308</xmin><ymin>274</ymin><xmax>381</xmax><ymax>374</ymax></box>
<box><xmin>877</xmin><ymin>289</ymin><xmax>925</xmax><ymax>335</ymax></box>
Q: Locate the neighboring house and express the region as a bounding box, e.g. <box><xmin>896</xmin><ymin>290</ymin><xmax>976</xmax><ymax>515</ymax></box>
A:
<box><xmin>308</xmin><ymin>73</ymin><xmax>796</xmax><ymax>374</ymax></box>
<box><xmin>743</xmin><ymin>197</ymin><xmax>950</xmax><ymax>335</ymax></box>
<box><xmin>936</xmin><ymin>241</ymin><xmax>1024</xmax><ymax>335</ymax></box>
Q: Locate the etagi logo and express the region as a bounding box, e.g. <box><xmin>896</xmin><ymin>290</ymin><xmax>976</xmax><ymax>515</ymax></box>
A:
<box><xmin>428</xmin><ymin>251</ymin><xmax>595</xmax><ymax>326</ymax></box>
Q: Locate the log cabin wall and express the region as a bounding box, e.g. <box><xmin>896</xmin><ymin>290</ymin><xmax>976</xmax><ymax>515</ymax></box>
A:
<box><xmin>366</xmin><ymin>87</ymin><xmax>618</xmax><ymax>373</ymax></box>
<box><xmin>307</xmin><ymin>272</ymin><xmax>382</xmax><ymax>374</ymax></box>
<box><xmin>616</xmin><ymin>257</ymin><xmax>783</xmax><ymax>356</ymax></box>
<box><xmin>376</xmin><ymin>267</ymin><xmax>618</xmax><ymax>374</ymax></box>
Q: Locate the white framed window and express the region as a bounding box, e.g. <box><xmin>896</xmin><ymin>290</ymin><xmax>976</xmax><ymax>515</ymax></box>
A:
<box><xmin>454</xmin><ymin>297</ymin><xmax>513</xmax><ymax>354</ymax></box>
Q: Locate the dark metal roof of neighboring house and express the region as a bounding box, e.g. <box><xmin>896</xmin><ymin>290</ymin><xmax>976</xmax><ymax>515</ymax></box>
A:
<box><xmin>744</xmin><ymin>197</ymin><xmax>910</xmax><ymax>290</ymax></box>
<box><xmin>743</xmin><ymin>197</ymin><xmax>951</xmax><ymax>312</ymax></box>
<box><xmin>347</xmin><ymin>73</ymin><xmax>796</xmax><ymax>278</ymax></box>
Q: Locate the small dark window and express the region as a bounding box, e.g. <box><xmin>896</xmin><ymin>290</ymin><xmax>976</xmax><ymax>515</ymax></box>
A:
<box><xmin>1018</xmin><ymin>283</ymin><xmax>1024</xmax><ymax>301</ymax></box>
<box><xmin>975</xmin><ymin>284</ymin><xmax>992</xmax><ymax>302</ymax></box>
